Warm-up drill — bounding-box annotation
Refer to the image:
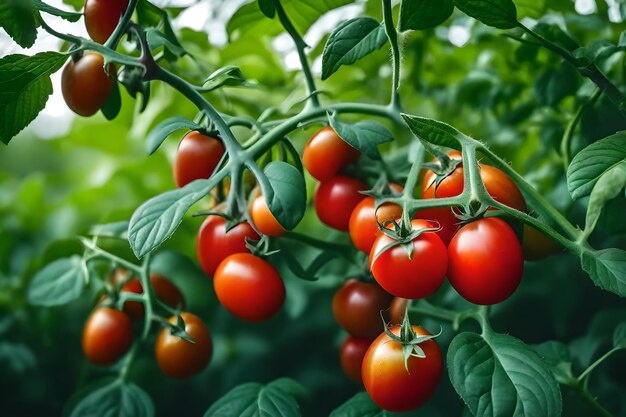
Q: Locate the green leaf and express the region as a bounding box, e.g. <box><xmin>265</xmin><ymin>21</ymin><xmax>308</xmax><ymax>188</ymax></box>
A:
<box><xmin>534</xmin><ymin>65</ymin><xmax>578</xmax><ymax>106</ymax></box>
<box><xmin>401</xmin><ymin>114</ymin><xmax>464</xmax><ymax>150</ymax></box>
<box><xmin>514</xmin><ymin>0</ymin><xmax>546</xmax><ymax>19</ymax></box>
<box><xmin>101</xmin><ymin>82</ymin><xmax>122</xmax><ymax>121</ymax></box>
<box><xmin>258</xmin><ymin>0</ymin><xmax>275</xmax><ymax>18</ymax></box>
<box><xmin>448</xmin><ymin>332</ymin><xmax>562</xmax><ymax>417</ymax></box>
<box><xmin>145</xmin><ymin>28</ymin><xmax>186</xmax><ymax>60</ymax></box>
<box><xmin>581</xmin><ymin>248</ymin><xmax>626</xmax><ymax>297</ymax></box>
<box><xmin>88</xmin><ymin>221</ymin><xmax>130</xmax><ymax>239</ymax></box>
<box><xmin>27</xmin><ymin>256</ymin><xmax>85</xmax><ymax>306</ymax></box>
<box><xmin>329</xmin><ymin>117</ymin><xmax>393</xmax><ymax>159</ymax></box>
<box><xmin>399</xmin><ymin>0</ymin><xmax>454</xmax><ymax>31</ymax></box>
<box><xmin>0</xmin><ymin>342</ymin><xmax>37</xmax><ymax>374</ymax></box>
<box><xmin>0</xmin><ymin>52</ymin><xmax>68</xmax><ymax>144</ymax></box>
<box><xmin>583</xmin><ymin>161</ymin><xmax>626</xmax><ymax>239</ymax></box>
<box><xmin>613</xmin><ymin>323</ymin><xmax>626</xmax><ymax>349</ymax></box>
<box><xmin>32</xmin><ymin>0</ymin><xmax>81</xmax><ymax>21</ymax></box>
<box><xmin>573</xmin><ymin>33</ymin><xmax>626</xmax><ymax>66</ymax></box>
<box><xmin>0</xmin><ymin>0</ymin><xmax>38</xmax><ymax>48</ymax></box>
<box><xmin>262</xmin><ymin>161</ymin><xmax>307</xmax><ymax>230</ymax></box>
<box><xmin>201</xmin><ymin>66</ymin><xmax>249</xmax><ymax>92</ymax></box>
<box><xmin>146</xmin><ymin>117</ymin><xmax>203</xmax><ymax>155</ymax></box>
<box><xmin>62</xmin><ymin>0</ymin><xmax>83</xmax><ymax>10</ymax></box>
<box><xmin>532</xmin><ymin>341</ymin><xmax>574</xmax><ymax>384</ymax></box>
<box><xmin>329</xmin><ymin>392</ymin><xmax>389</xmax><ymax>417</ymax></box>
<box><xmin>453</xmin><ymin>0</ymin><xmax>518</xmax><ymax>29</ymax></box>
<box><xmin>69</xmin><ymin>381</ymin><xmax>154</xmax><ymax>417</ymax></box>
<box><xmin>204</xmin><ymin>378</ymin><xmax>307</xmax><ymax>417</ymax></box>
<box><xmin>567</xmin><ymin>132</ymin><xmax>626</xmax><ymax>200</ymax></box>
<box><xmin>321</xmin><ymin>17</ymin><xmax>387</xmax><ymax>80</ymax></box>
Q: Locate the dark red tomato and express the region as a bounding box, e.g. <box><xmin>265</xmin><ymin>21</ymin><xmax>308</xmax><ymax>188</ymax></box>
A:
<box><xmin>388</xmin><ymin>297</ymin><xmax>408</xmax><ymax>324</ymax></box>
<box><xmin>340</xmin><ymin>336</ymin><xmax>372</xmax><ymax>383</ymax></box>
<box><xmin>522</xmin><ymin>224</ymin><xmax>562</xmax><ymax>261</ymax></box>
<box><xmin>362</xmin><ymin>325</ymin><xmax>443</xmax><ymax>412</ymax></box>
<box><xmin>250</xmin><ymin>194</ymin><xmax>285</xmax><ymax>237</ymax></box>
<box><xmin>448</xmin><ymin>217</ymin><xmax>523</xmax><ymax>305</ymax></box>
<box><xmin>213</xmin><ymin>253</ymin><xmax>285</xmax><ymax>322</ymax></box>
<box><xmin>333</xmin><ymin>279</ymin><xmax>393</xmax><ymax>338</ymax></box>
<box><xmin>155</xmin><ymin>312</ymin><xmax>212</xmax><ymax>379</ymax></box>
<box><xmin>174</xmin><ymin>131</ymin><xmax>225</xmax><ymax>188</ymax></box>
<box><xmin>196</xmin><ymin>215</ymin><xmax>260</xmax><ymax>278</ymax></box>
<box><xmin>314</xmin><ymin>176</ymin><xmax>368</xmax><ymax>231</ymax></box>
<box><xmin>61</xmin><ymin>53</ymin><xmax>115</xmax><ymax>117</ymax></box>
<box><xmin>84</xmin><ymin>0</ymin><xmax>129</xmax><ymax>44</ymax></box>
<box><xmin>121</xmin><ymin>273</ymin><xmax>185</xmax><ymax>320</ymax></box>
<box><xmin>349</xmin><ymin>184</ymin><xmax>403</xmax><ymax>253</ymax></box>
<box><xmin>82</xmin><ymin>307</ymin><xmax>132</xmax><ymax>365</ymax></box>
<box><xmin>369</xmin><ymin>219</ymin><xmax>448</xmax><ymax>299</ymax></box>
<box><xmin>303</xmin><ymin>126</ymin><xmax>360</xmax><ymax>181</ymax></box>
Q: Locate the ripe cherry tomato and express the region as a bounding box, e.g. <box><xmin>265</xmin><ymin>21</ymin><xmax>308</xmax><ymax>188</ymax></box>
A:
<box><xmin>155</xmin><ymin>312</ymin><xmax>212</xmax><ymax>379</ymax></box>
<box><xmin>121</xmin><ymin>274</ymin><xmax>185</xmax><ymax>320</ymax></box>
<box><xmin>389</xmin><ymin>297</ymin><xmax>408</xmax><ymax>324</ymax></box>
<box><xmin>82</xmin><ymin>307</ymin><xmax>132</xmax><ymax>365</ymax></box>
<box><xmin>314</xmin><ymin>176</ymin><xmax>367</xmax><ymax>231</ymax></box>
<box><xmin>213</xmin><ymin>253</ymin><xmax>285</xmax><ymax>322</ymax></box>
<box><xmin>369</xmin><ymin>220</ymin><xmax>448</xmax><ymax>299</ymax></box>
<box><xmin>349</xmin><ymin>184</ymin><xmax>403</xmax><ymax>253</ymax></box>
<box><xmin>84</xmin><ymin>0</ymin><xmax>129</xmax><ymax>44</ymax></box>
<box><xmin>197</xmin><ymin>215</ymin><xmax>260</xmax><ymax>278</ymax></box>
<box><xmin>362</xmin><ymin>325</ymin><xmax>443</xmax><ymax>412</ymax></box>
<box><xmin>61</xmin><ymin>53</ymin><xmax>115</xmax><ymax>117</ymax></box>
<box><xmin>448</xmin><ymin>217</ymin><xmax>523</xmax><ymax>305</ymax></box>
<box><xmin>303</xmin><ymin>126</ymin><xmax>360</xmax><ymax>181</ymax></box>
<box><xmin>173</xmin><ymin>131</ymin><xmax>225</xmax><ymax>188</ymax></box>
<box><xmin>522</xmin><ymin>224</ymin><xmax>562</xmax><ymax>261</ymax></box>
<box><xmin>340</xmin><ymin>336</ymin><xmax>372</xmax><ymax>383</ymax></box>
<box><xmin>332</xmin><ymin>279</ymin><xmax>393</xmax><ymax>338</ymax></box>
<box><xmin>250</xmin><ymin>194</ymin><xmax>285</xmax><ymax>237</ymax></box>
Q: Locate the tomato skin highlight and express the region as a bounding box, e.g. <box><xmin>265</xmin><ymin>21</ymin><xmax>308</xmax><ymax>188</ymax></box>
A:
<box><xmin>448</xmin><ymin>217</ymin><xmax>523</xmax><ymax>305</ymax></box>
<box><xmin>196</xmin><ymin>215</ymin><xmax>260</xmax><ymax>278</ymax></box>
<box><xmin>340</xmin><ymin>336</ymin><xmax>372</xmax><ymax>383</ymax></box>
<box><xmin>61</xmin><ymin>53</ymin><xmax>115</xmax><ymax>117</ymax></box>
<box><xmin>303</xmin><ymin>127</ymin><xmax>360</xmax><ymax>181</ymax></box>
<box><xmin>121</xmin><ymin>274</ymin><xmax>185</xmax><ymax>320</ymax></box>
<box><xmin>314</xmin><ymin>176</ymin><xmax>367</xmax><ymax>231</ymax></box>
<box><xmin>155</xmin><ymin>312</ymin><xmax>212</xmax><ymax>379</ymax></box>
<box><xmin>522</xmin><ymin>224</ymin><xmax>562</xmax><ymax>261</ymax></box>
<box><xmin>213</xmin><ymin>253</ymin><xmax>285</xmax><ymax>322</ymax></box>
<box><xmin>332</xmin><ymin>279</ymin><xmax>393</xmax><ymax>338</ymax></box>
<box><xmin>84</xmin><ymin>0</ymin><xmax>129</xmax><ymax>44</ymax></box>
<box><xmin>82</xmin><ymin>307</ymin><xmax>132</xmax><ymax>365</ymax></box>
<box><xmin>369</xmin><ymin>219</ymin><xmax>448</xmax><ymax>299</ymax></box>
<box><xmin>174</xmin><ymin>131</ymin><xmax>225</xmax><ymax>188</ymax></box>
<box><xmin>362</xmin><ymin>325</ymin><xmax>443</xmax><ymax>412</ymax></box>
<box><xmin>250</xmin><ymin>195</ymin><xmax>285</xmax><ymax>237</ymax></box>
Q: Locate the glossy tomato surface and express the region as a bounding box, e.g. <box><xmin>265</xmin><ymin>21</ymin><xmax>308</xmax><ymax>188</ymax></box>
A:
<box><xmin>61</xmin><ymin>53</ymin><xmax>115</xmax><ymax>117</ymax></box>
<box><xmin>340</xmin><ymin>336</ymin><xmax>372</xmax><ymax>383</ymax></box>
<box><xmin>369</xmin><ymin>220</ymin><xmax>448</xmax><ymax>299</ymax></box>
<box><xmin>155</xmin><ymin>312</ymin><xmax>212</xmax><ymax>379</ymax></box>
<box><xmin>250</xmin><ymin>194</ymin><xmax>285</xmax><ymax>237</ymax></box>
<box><xmin>448</xmin><ymin>217</ymin><xmax>523</xmax><ymax>305</ymax></box>
<box><xmin>388</xmin><ymin>297</ymin><xmax>409</xmax><ymax>325</ymax></box>
<box><xmin>314</xmin><ymin>176</ymin><xmax>367</xmax><ymax>231</ymax></box>
<box><xmin>84</xmin><ymin>0</ymin><xmax>129</xmax><ymax>44</ymax></box>
<box><xmin>362</xmin><ymin>325</ymin><xmax>443</xmax><ymax>412</ymax></box>
<box><xmin>303</xmin><ymin>126</ymin><xmax>360</xmax><ymax>181</ymax></box>
<box><xmin>121</xmin><ymin>274</ymin><xmax>185</xmax><ymax>320</ymax></box>
<box><xmin>173</xmin><ymin>131</ymin><xmax>225</xmax><ymax>188</ymax></box>
<box><xmin>333</xmin><ymin>279</ymin><xmax>393</xmax><ymax>338</ymax></box>
<box><xmin>213</xmin><ymin>253</ymin><xmax>285</xmax><ymax>322</ymax></box>
<box><xmin>82</xmin><ymin>307</ymin><xmax>132</xmax><ymax>365</ymax></box>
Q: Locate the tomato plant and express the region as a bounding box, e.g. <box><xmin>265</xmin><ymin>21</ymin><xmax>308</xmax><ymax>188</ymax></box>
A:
<box><xmin>61</xmin><ymin>53</ymin><xmax>115</xmax><ymax>117</ymax></box>
<box><xmin>121</xmin><ymin>273</ymin><xmax>184</xmax><ymax>320</ymax></box>
<box><xmin>173</xmin><ymin>131</ymin><xmax>225</xmax><ymax>188</ymax></box>
<box><xmin>82</xmin><ymin>307</ymin><xmax>133</xmax><ymax>365</ymax></box>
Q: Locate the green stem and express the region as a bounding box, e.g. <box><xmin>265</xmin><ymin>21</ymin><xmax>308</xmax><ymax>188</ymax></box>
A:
<box><xmin>79</xmin><ymin>238</ymin><xmax>142</xmax><ymax>274</ymax></box>
<box><xmin>119</xmin><ymin>342</ymin><xmax>139</xmax><ymax>382</ymax></box>
<box><xmin>561</xmin><ymin>88</ymin><xmax>602</xmax><ymax>172</ymax></box>
<box><xmin>139</xmin><ymin>253</ymin><xmax>153</xmax><ymax>340</ymax></box>
<box><xmin>569</xmin><ymin>383</ymin><xmax>615</xmax><ymax>417</ymax></box>
<box><xmin>578</xmin><ymin>347</ymin><xmax>620</xmax><ymax>383</ymax></box>
<box><xmin>408</xmin><ymin>300</ymin><xmax>459</xmax><ymax>322</ymax></box>
<box><xmin>104</xmin><ymin>0</ymin><xmax>139</xmax><ymax>49</ymax></box>
<box><xmin>382</xmin><ymin>0</ymin><xmax>401</xmax><ymax>108</ymax></box>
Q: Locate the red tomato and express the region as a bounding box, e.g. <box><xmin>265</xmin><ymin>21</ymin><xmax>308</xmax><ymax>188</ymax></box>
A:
<box><xmin>61</xmin><ymin>53</ymin><xmax>115</xmax><ymax>117</ymax></box>
<box><xmin>213</xmin><ymin>253</ymin><xmax>285</xmax><ymax>322</ymax></box>
<box><xmin>314</xmin><ymin>176</ymin><xmax>368</xmax><ymax>231</ymax></box>
<box><xmin>82</xmin><ymin>307</ymin><xmax>132</xmax><ymax>365</ymax></box>
<box><xmin>448</xmin><ymin>217</ymin><xmax>523</xmax><ymax>305</ymax></box>
<box><xmin>121</xmin><ymin>273</ymin><xmax>185</xmax><ymax>320</ymax></box>
<box><xmin>340</xmin><ymin>336</ymin><xmax>372</xmax><ymax>383</ymax></box>
<box><xmin>369</xmin><ymin>220</ymin><xmax>448</xmax><ymax>299</ymax></box>
<box><xmin>174</xmin><ymin>131</ymin><xmax>225</xmax><ymax>188</ymax></box>
<box><xmin>332</xmin><ymin>279</ymin><xmax>393</xmax><ymax>338</ymax></box>
<box><xmin>250</xmin><ymin>194</ymin><xmax>285</xmax><ymax>237</ymax></box>
<box><xmin>84</xmin><ymin>0</ymin><xmax>129</xmax><ymax>44</ymax></box>
<box><xmin>303</xmin><ymin>126</ymin><xmax>360</xmax><ymax>181</ymax></box>
<box><xmin>349</xmin><ymin>184</ymin><xmax>403</xmax><ymax>253</ymax></box>
<box><xmin>522</xmin><ymin>224</ymin><xmax>562</xmax><ymax>261</ymax></box>
<box><xmin>155</xmin><ymin>312</ymin><xmax>212</xmax><ymax>379</ymax></box>
<box><xmin>362</xmin><ymin>325</ymin><xmax>443</xmax><ymax>412</ymax></box>
<box><xmin>196</xmin><ymin>215</ymin><xmax>260</xmax><ymax>278</ymax></box>
<box><xmin>389</xmin><ymin>297</ymin><xmax>409</xmax><ymax>324</ymax></box>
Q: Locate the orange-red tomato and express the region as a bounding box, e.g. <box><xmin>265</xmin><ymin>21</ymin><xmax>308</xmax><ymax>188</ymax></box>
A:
<box><xmin>303</xmin><ymin>126</ymin><xmax>360</xmax><ymax>181</ymax></box>
<box><xmin>196</xmin><ymin>215</ymin><xmax>260</xmax><ymax>278</ymax></box>
<box><xmin>174</xmin><ymin>131</ymin><xmax>225</xmax><ymax>188</ymax></box>
<box><xmin>121</xmin><ymin>274</ymin><xmax>185</xmax><ymax>320</ymax></box>
<box><xmin>213</xmin><ymin>253</ymin><xmax>285</xmax><ymax>322</ymax></box>
<box><xmin>84</xmin><ymin>0</ymin><xmax>129</xmax><ymax>44</ymax></box>
<box><xmin>250</xmin><ymin>195</ymin><xmax>285</xmax><ymax>237</ymax></box>
<box><xmin>340</xmin><ymin>336</ymin><xmax>372</xmax><ymax>383</ymax></box>
<box><xmin>522</xmin><ymin>224</ymin><xmax>562</xmax><ymax>261</ymax></box>
<box><xmin>155</xmin><ymin>312</ymin><xmax>212</xmax><ymax>379</ymax></box>
<box><xmin>333</xmin><ymin>279</ymin><xmax>393</xmax><ymax>338</ymax></box>
<box><xmin>82</xmin><ymin>307</ymin><xmax>132</xmax><ymax>365</ymax></box>
<box><xmin>314</xmin><ymin>176</ymin><xmax>368</xmax><ymax>231</ymax></box>
<box><xmin>61</xmin><ymin>53</ymin><xmax>115</xmax><ymax>117</ymax></box>
<box><xmin>362</xmin><ymin>325</ymin><xmax>443</xmax><ymax>412</ymax></box>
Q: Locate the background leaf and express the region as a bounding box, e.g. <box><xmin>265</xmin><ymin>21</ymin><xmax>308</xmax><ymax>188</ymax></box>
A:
<box><xmin>27</xmin><ymin>256</ymin><xmax>85</xmax><ymax>306</ymax></box>
<box><xmin>399</xmin><ymin>0</ymin><xmax>454</xmax><ymax>31</ymax></box>
<box><xmin>581</xmin><ymin>248</ymin><xmax>626</xmax><ymax>297</ymax></box>
<box><xmin>262</xmin><ymin>161</ymin><xmax>307</xmax><ymax>230</ymax></box>
<box><xmin>69</xmin><ymin>382</ymin><xmax>154</xmax><ymax>417</ymax></box>
<box><xmin>329</xmin><ymin>117</ymin><xmax>393</xmax><ymax>159</ymax></box>
<box><xmin>0</xmin><ymin>0</ymin><xmax>38</xmax><ymax>48</ymax></box>
<box><xmin>454</xmin><ymin>0</ymin><xmax>518</xmax><ymax>29</ymax></box>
